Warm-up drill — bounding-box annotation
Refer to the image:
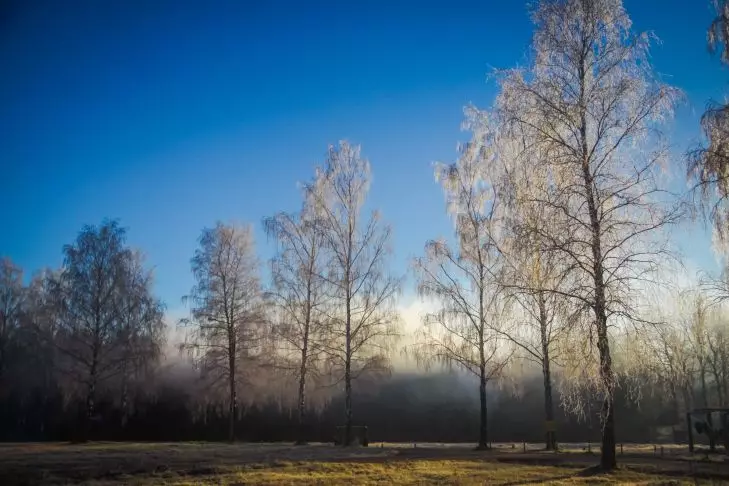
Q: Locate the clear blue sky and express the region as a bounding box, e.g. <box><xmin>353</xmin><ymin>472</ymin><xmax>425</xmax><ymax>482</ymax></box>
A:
<box><xmin>0</xmin><ymin>0</ymin><xmax>725</xmax><ymax>310</ymax></box>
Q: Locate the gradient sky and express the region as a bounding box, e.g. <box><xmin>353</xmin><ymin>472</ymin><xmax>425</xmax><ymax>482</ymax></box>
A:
<box><xmin>1</xmin><ymin>0</ymin><xmax>726</xmax><ymax>312</ymax></box>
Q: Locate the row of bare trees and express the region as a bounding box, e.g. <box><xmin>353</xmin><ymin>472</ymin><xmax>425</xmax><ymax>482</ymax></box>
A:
<box><xmin>407</xmin><ymin>0</ymin><xmax>729</xmax><ymax>471</ymax></box>
<box><xmin>179</xmin><ymin>142</ymin><xmax>400</xmax><ymax>445</ymax></box>
<box><xmin>638</xmin><ymin>289</ymin><xmax>729</xmax><ymax>416</ymax></box>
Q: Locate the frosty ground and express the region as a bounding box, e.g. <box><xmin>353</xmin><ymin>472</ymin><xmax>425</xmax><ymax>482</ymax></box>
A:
<box><xmin>1</xmin><ymin>442</ymin><xmax>728</xmax><ymax>485</ymax></box>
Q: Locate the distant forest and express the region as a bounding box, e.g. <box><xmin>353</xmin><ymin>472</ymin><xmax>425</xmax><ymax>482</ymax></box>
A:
<box><xmin>0</xmin><ymin>364</ymin><xmax>679</xmax><ymax>444</ymax></box>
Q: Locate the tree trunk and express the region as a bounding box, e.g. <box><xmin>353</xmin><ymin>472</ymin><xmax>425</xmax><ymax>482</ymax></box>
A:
<box><xmin>539</xmin><ymin>293</ymin><xmax>556</xmax><ymax>450</ymax></box>
<box><xmin>344</xmin><ymin>300</ymin><xmax>352</xmax><ymax>447</ymax></box>
<box><xmin>228</xmin><ymin>344</ymin><xmax>236</xmax><ymax>443</ymax></box>
<box><xmin>296</xmin><ymin>269</ymin><xmax>314</xmax><ymax>446</ymax></box>
<box><xmin>713</xmin><ymin>366</ymin><xmax>724</xmax><ymax>407</ymax></box>
<box><xmin>579</xmin><ymin>55</ymin><xmax>616</xmax><ymax>470</ymax></box>
<box><xmin>84</xmin><ymin>350</ymin><xmax>98</xmax><ymax>443</ymax></box>
<box><xmin>583</xmin><ymin>149</ymin><xmax>617</xmax><ymax>468</ymax></box>
<box><xmin>120</xmin><ymin>357</ymin><xmax>129</xmax><ymax>432</ymax></box>
<box><xmin>478</xmin><ymin>364</ymin><xmax>488</xmax><ymax>449</ymax></box>
<box><xmin>722</xmin><ymin>357</ymin><xmax>729</xmax><ymax>407</ymax></box>
<box><xmin>596</xmin><ymin>317</ymin><xmax>616</xmax><ymax>469</ymax></box>
<box><xmin>476</xmin><ymin>273</ymin><xmax>488</xmax><ymax>450</ymax></box>
<box><xmin>296</xmin><ymin>337</ymin><xmax>308</xmax><ymax>445</ymax></box>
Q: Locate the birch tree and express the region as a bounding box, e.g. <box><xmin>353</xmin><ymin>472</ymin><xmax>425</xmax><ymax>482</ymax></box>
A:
<box><xmin>413</xmin><ymin>117</ymin><xmax>512</xmax><ymax>450</ymax></box>
<box><xmin>264</xmin><ymin>203</ymin><xmax>326</xmax><ymax>445</ymax></box>
<box><xmin>305</xmin><ymin>141</ymin><xmax>400</xmax><ymax>446</ymax></box>
<box><xmin>496</xmin><ymin>0</ymin><xmax>681</xmax><ymax>469</ymax></box>
<box><xmin>483</xmin><ymin>121</ymin><xmax>579</xmax><ymax>451</ymax></box>
<box><xmin>55</xmin><ymin>220</ymin><xmax>164</xmax><ymax>440</ymax></box>
<box><xmin>181</xmin><ymin>223</ymin><xmax>265</xmax><ymax>442</ymax></box>
<box><xmin>705</xmin><ymin>319</ymin><xmax>729</xmax><ymax>406</ymax></box>
<box><xmin>646</xmin><ymin>323</ymin><xmax>696</xmax><ymax>421</ymax></box>
<box><xmin>500</xmin><ymin>182</ymin><xmax>574</xmax><ymax>450</ymax></box>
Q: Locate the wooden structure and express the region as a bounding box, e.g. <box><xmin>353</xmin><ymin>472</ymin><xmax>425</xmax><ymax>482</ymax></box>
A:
<box><xmin>686</xmin><ymin>408</ymin><xmax>729</xmax><ymax>453</ymax></box>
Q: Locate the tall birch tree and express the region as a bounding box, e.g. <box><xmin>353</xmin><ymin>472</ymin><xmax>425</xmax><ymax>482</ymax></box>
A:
<box><xmin>413</xmin><ymin>116</ymin><xmax>512</xmax><ymax>450</ymax></box>
<box><xmin>181</xmin><ymin>223</ymin><xmax>264</xmax><ymax>442</ymax></box>
<box><xmin>264</xmin><ymin>202</ymin><xmax>326</xmax><ymax>445</ymax></box>
<box><xmin>496</xmin><ymin>0</ymin><xmax>681</xmax><ymax>469</ymax></box>
<box><xmin>305</xmin><ymin>141</ymin><xmax>400</xmax><ymax>446</ymax></box>
<box><xmin>498</xmin><ymin>143</ymin><xmax>574</xmax><ymax>451</ymax></box>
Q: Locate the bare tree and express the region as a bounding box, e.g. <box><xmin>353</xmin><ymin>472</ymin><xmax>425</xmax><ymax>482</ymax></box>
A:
<box><xmin>264</xmin><ymin>203</ymin><xmax>327</xmax><ymax>445</ymax></box>
<box><xmin>687</xmin><ymin>293</ymin><xmax>712</xmax><ymax>408</ymax></box>
<box><xmin>0</xmin><ymin>257</ymin><xmax>24</xmax><ymax>384</ymax></box>
<box><xmin>54</xmin><ymin>220</ymin><xmax>163</xmax><ymax>440</ymax></box>
<box><xmin>180</xmin><ymin>222</ymin><xmax>265</xmax><ymax>442</ymax></box>
<box><xmin>496</xmin><ymin>0</ymin><xmax>681</xmax><ymax>469</ymax></box>
<box><xmin>412</xmin><ymin>119</ymin><xmax>513</xmax><ymax>450</ymax></box>
<box><xmin>305</xmin><ymin>141</ymin><xmax>400</xmax><ymax>446</ymax></box>
<box><xmin>492</xmin><ymin>124</ymin><xmax>579</xmax><ymax>451</ymax></box>
<box><xmin>647</xmin><ymin>323</ymin><xmax>696</xmax><ymax>422</ymax></box>
<box><xmin>497</xmin><ymin>218</ymin><xmax>574</xmax><ymax>450</ymax></box>
<box><xmin>705</xmin><ymin>318</ymin><xmax>729</xmax><ymax>406</ymax></box>
<box><xmin>22</xmin><ymin>268</ymin><xmax>62</xmax><ymax>396</ymax></box>
<box><xmin>115</xmin><ymin>251</ymin><xmax>165</xmax><ymax>426</ymax></box>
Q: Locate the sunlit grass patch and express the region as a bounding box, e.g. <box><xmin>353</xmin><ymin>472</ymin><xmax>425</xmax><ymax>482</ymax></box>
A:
<box><xmin>0</xmin><ymin>442</ymin><xmax>718</xmax><ymax>485</ymax></box>
<box><xmin>137</xmin><ymin>460</ymin><xmax>698</xmax><ymax>485</ymax></box>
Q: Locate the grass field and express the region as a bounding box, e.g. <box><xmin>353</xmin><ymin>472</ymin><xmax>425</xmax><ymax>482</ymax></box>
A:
<box><xmin>1</xmin><ymin>442</ymin><xmax>728</xmax><ymax>485</ymax></box>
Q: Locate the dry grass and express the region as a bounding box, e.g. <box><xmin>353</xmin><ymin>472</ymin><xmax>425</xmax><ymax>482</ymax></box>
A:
<box><xmin>0</xmin><ymin>442</ymin><xmax>726</xmax><ymax>485</ymax></box>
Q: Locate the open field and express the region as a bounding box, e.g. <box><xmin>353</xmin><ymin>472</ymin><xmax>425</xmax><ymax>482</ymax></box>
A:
<box><xmin>1</xmin><ymin>442</ymin><xmax>728</xmax><ymax>485</ymax></box>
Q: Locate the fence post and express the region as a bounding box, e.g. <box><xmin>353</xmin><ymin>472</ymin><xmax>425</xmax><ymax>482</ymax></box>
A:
<box><xmin>686</xmin><ymin>412</ymin><xmax>694</xmax><ymax>453</ymax></box>
<box><xmin>620</xmin><ymin>443</ymin><xmax>623</xmax><ymax>455</ymax></box>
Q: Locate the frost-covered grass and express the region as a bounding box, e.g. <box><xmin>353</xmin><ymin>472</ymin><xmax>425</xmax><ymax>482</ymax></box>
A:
<box><xmin>0</xmin><ymin>441</ymin><xmax>724</xmax><ymax>485</ymax></box>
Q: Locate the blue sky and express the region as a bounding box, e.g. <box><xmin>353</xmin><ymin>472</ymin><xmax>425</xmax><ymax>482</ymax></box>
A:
<box><xmin>0</xmin><ymin>0</ymin><xmax>726</xmax><ymax>311</ymax></box>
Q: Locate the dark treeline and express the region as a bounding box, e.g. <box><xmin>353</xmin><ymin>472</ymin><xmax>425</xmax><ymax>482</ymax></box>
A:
<box><xmin>0</xmin><ymin>365</ymin><xmax>674</xmax><ymax>444</ymax></box>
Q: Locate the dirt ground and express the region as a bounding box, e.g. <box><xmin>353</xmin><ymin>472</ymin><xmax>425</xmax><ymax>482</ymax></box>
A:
<box><xmin>0</xmin><ymin>441</ymin><xmax>727</xmax><ymax>485</ymax></box>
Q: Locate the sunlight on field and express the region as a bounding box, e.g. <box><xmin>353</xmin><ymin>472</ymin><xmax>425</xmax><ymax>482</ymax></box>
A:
<box><xmin>0</xmin><ymin>442</ymin><xmax>724</xmax><ymax>485</ymax></box>
<box><xmin>219</xmin><ymin>461</ymin><xmax>693</xmax><ymax>486</ymax></box>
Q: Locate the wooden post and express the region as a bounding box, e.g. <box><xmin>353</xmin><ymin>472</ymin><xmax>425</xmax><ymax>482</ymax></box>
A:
<box><xmin>687</xmin><ymin>412</ymin><xmax>694</xmax><ymax>453</ymax></box>
<box><xmin>620</xmin><ymin>443</ymin><xmax>623</xmax><ymax>455</ymax></box>
<box><xmin>523</xmin><ymin>441</ymin><xmax>526</xmax><ymax>453</ymax></box>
